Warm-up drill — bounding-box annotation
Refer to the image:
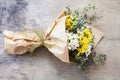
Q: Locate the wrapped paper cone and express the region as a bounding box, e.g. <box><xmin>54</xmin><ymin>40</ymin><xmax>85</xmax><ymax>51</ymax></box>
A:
<box><xmin>3</xmin><ymin>11</ymin><xmax>104</xmax><ymax>63</ymax></box>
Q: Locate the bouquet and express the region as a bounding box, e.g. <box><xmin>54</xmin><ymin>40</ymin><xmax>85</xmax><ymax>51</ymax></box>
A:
<box><xmin>3</xmin><ymin>4</ymin><xmax>106</xmax><ymax>71</ymax></box>
<box><xmin>65</xmin><ymin>4</ymin><xmax>106</xmax><ymax>70</ymax></box>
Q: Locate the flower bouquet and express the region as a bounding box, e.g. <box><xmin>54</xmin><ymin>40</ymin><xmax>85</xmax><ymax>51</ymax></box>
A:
<box><xmin>64</xmin><ymin>5</ymin><xmax>106</xmax><ymax>70</ymax></box>
<box><xmin>3</xmin><ymin>4</ymin><xmax>106</xmax><ymax>71</ymax></box>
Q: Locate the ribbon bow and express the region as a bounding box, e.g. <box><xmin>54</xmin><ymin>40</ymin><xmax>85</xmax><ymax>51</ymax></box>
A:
<box><xmin>3</xmin><ymin>11</ymin><xmax>104</xmax><ymax>63</ymax></box>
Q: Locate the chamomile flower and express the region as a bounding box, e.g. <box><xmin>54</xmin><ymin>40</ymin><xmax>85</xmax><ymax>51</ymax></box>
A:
<box><xmin>67</xmin><ymin>32</ymin><xmax>79</xmax><ymax>51</ymax></box>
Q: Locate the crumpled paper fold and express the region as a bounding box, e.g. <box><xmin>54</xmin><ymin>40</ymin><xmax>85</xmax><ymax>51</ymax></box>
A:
<box><xmin>3</xmin><ymin>11</ymin><xmax>104</xmax><ymax>63</ymax></box>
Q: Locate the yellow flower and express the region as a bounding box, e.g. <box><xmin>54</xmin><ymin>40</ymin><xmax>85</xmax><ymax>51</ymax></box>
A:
<box><xmin>65</xmin><ymin>14</ymin><xmax>77</xmax><ymax>31</ymax></box>
<box><xmin>77</xmin><ymin>36</ymin><xmax>89</xmax><ymax>56</ymax></box>
<box><xmin>84</xmin><ymin>28</ymin><xmax>93</xmax><ymax>43</ymax></box>
<box><xmin>77</xmin><ymin>28</ymin><xmax>93</xmax><ymax>56</ymax></box>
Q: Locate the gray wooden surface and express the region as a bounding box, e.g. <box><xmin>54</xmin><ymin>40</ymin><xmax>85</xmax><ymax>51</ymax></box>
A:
<box><xmin>0</xmin><ymin>0</ymin><xmax>120</xmax><ymax>80</ymax></box>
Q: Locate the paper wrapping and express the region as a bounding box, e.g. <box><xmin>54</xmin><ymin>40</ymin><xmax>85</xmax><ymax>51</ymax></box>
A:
<box><xmin>3</xmin><ymin>11</ymin><xmax>104</xmax><ymax>63</ymax></box>
<box><xmin>44</xmin><ymin>16</ymin><xmax>69</xmax><ymax>62</ymax></box>
<box><xmin>3</xmin><ymin>30</ymin><xmax>42</xmax><ymax>54</ymax></box>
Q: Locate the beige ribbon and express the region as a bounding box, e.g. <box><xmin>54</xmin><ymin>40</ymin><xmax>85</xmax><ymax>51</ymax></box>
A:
<box><xmin>3</xmin><ymin>11</ymin><xmax>104</xmax><ymax>63</ymax></box>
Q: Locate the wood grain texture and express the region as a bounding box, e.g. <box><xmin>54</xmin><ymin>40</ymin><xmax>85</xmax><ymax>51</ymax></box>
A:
<box><xmin>0</xmin><ymin>0</ymin><xmax>120</xmax><ymax>80</ymax></box>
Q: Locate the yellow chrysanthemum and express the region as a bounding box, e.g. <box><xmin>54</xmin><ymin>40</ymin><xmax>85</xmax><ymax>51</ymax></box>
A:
<box><xmin>77</xmin><ymin>28</ymin><xmax>93</xmax><ymax>56</ymax></box>
<box><xmin>77</xmin><ymin>36</ymin><xmax>89</xmax><ymax>56</ymax></box>
<box><xmin>65</xmin><ymin>14</ymin><xmax>77</xmax><ymax>31</ymax></box>
<box><xmin>84</xmin><ymin>28</ymin><xmax>93</xmax><ymax>42</ymax></box>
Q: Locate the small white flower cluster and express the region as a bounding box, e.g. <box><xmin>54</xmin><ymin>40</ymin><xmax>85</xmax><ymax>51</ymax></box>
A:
<box><xmin>67</xmin><ymin>32</ymin><xmax>80</xmax><ymax>51</ymax></box>
<box><xmin>85</xmin><ymin>43</ymin><xmax>92</xmax><ymax>57</ymax></box>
